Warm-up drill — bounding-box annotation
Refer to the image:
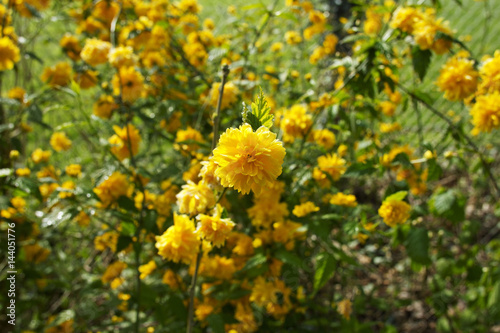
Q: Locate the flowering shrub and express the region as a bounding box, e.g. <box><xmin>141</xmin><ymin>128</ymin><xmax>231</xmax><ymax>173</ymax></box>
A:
<box><xmin>0</xmin><ymin>0</ymin><xmax>500</xmax><ymax>332</ymax></box>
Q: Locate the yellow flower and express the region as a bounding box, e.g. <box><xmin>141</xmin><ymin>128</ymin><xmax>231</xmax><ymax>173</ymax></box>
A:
<box><xmin>74</xmin><ymin>69</ymin><xmax>98</xmax><ymax>89</ymax></box>
<box><xmin>390</xmin><ymin>7</ymin><xmax>425</xmax><ymax>33</ymax></box>
<box><xmin>413</xmin><ymin>18</ymin><xmax>452</xmax><ymax>55</ymax></box>
<box><xmin>65</xmin><ymin>164</ymin><xmax>82</xmax><ymax>177</ymax></box>
<box><xmin>102</xmin><ymin>261</ymin><xmax>127</xmax><ymax>284</ymax></box>
<box><xmin>81</xmin><ymin>38</ymin><xmax>111</xmax><ymax>66</ymax></box>
<box><xmin>139</xmin><ymin>260</ymin><xmax>157</xmax><ymax>279</ymax></box>
<box><xmin>174</xmin><ymin>126</ymin><xmax>205</xmax><ymax>155</ymax></box>
<box><xmin>36</xmin><ymin>165</ymin><xmax>59</xmax><ymax>179</ymax></box>
<box><xmin>108</xmin><ymin>46</ymin><xmax>137</xmax><ymax>68</ymax></box>
<box><xmin>39</xmin><ymin>183</ymin><xmax>59</xmax><ymax>199</ymax></box>
<box><xmin>41</xmin><ymin>62</ymin><xmax>72</xmax><ymax>87</ymax></box>
<box><xmin>378</xmin><ymin>198</ymin><xmax>411</xmax><ymax>227</ymax></box>
<box><xmin>208</xmin><ymin>81</ymin><xmax>239</xmax><ymax>110</ymax></box>
<box><xmin>364</xmin><ymin>8</ymin><xmax>383</xmax><ymax>35</ymax></box>
<box><xmin>250</xmin><ymin>276</ymin><xmax>277</xmax><ymax>307</ymax></box>
<box><xmin>59</xmin><ymin>180</ymin><xmax>75</xmax><ymax>199</ymax></box>
<box><xmin>60</xmin><ymin>33</ymin><xmax>81</xmax><ymax>61</ymax></box>
<box><xmin>292</xmin><ymin>201</ymin><xmax>319</xmax><ymax>217</ymax></box>
<box><xmin>280</xmin><ymin>104</ymin><xmax>313</xmax><ymax>143</ymax></box>
<box><xmin>195</xmin><ymin>304</ymin><xmax>214</xmax><ymax>322</ymax></box>
<box><xmin>11</xmin><ymin>197</ymin><xmax>26</xmax><ymax>213</ymax></box>
<box><xmin>323</xmin><ymin>34</ymin><xmax>338</xmax><ymax>54</ymax></box>
<box><xmin>92</xmin><ymin>0</ymin><xmax>120</xmax><ymax>24</ymax></box>
<box><xmin>93</xmin><ymin>172</ymin><xmax>129</xmax><ymax>208</ymax></box>
<box><xmin>336</xmin><ymin>299</ymin><xmax>352</xmax><ymax>320</ymax></box>
<box><xmin>8</xmin><ymin>87</ymin><xmax>28</xmax><ymax>105</ymax></box>
<box><xmin>31</xmin><ymin>148</ymin><xmax>51</xmax><ymax>163</ymax></box>
<box><xmin>178</xmin><ymin>0</ymin><xmax>202</xmax><ymax>13</ymax></box>
<box><xmin>213</xmin><ymin>124</ymin><xmax>286</xmax><ymax>195</ymax></box>
<box><xmin>108</xmin><ymin>124</ymin><xmax>142</xmax><ymax>161</ymax></box>
<box><xmin>24</xmin><ymin>243</ymin><xmax>50</xmax><ymax>263</ymax></box>
<box><xmin>162</xmin><ymin>269</ymin><xmax>182</xmax><ymax>290</ymax></box>
<box><xmin>479</xmin><ymin>50</ymin><xmax>500</xmax><ymax>94</ymax></box>
<box><xmin>248</xmin><ymin>196</ymin><xmax>289</xmax><ymax>228</ymax></box>
<box><xmin>330</xmin><ymin>192</ymin><xmax>357</xmax><ymax>207</ymax></box>
<box><xmin>16</xmin><ymin>168</ymin><xmax>31</xmax><ymax>177</ymax></box>
<box><xmin>176</xmin><ymin>181</ymin><xmax>216</xmax><ymax>216</ymax></box>
<box><xmin>199</xmin><ymin>157</ymin><xmax>222</xmax><ymax>190</ymax></box>
<box><xmin>285</xmin><ymin>31</ymin><xmax>302</xmax><ymax>45</ymax></box>
<box><xmin>436</xmin><ymin>55</ymin><xmax>478</xmax><ymax>101</ymax></box>
<box><xmin>93</xmin><ymin>95</ymin><xmax>117</xmax><ymax>119</ymax></box>
<box><xmin>380</xmin><ymin>122</ymin><xmax>402</xmax><ymax>133</ymax></box>
<box><xmin>271</xmin><ymin>42</ymin><xmax>283</xmax><ymax>52</ymax></box>
<box><xmin>0</xmin><ymin>37</ymin><xmax>20</xmax><ymax>71</ymax></box>
<box><xmin>469</xmin><ymin>92</ymin><xmax>500</xmax><ymax>134</ymax></box>
<box><xmin>50</xmin><ymin>132</ymin><xmax>72</xmax><ymax>152</ymax></box>
<box><xmin>112</xmin><ymin>66</ymin><xmax>145</xmax><ymax>103</ymax></box>
<box><xmin>94</xmin><ymin>231</ymin><xmax>119</xmax><ymax>252</ymax></box>
<box><xmin>75</xmin><ymin>211</ymin><xmax>90</xmax><ymax>227</ymax></box>
<box><xmin>155</xmin><ymin>213</ymin><xmax>201</xmax><ymax>264</ymax></box>
<box><xmin>313</xmin><ymin>153</ymin><xmax>347</xmax><ymax>187</ymax></box>
<box><xmin>196</xmin><ymin>204</ymin><xmax>235</xmax><ymax>247</ymax></box>
<box><xmin>378</xmin><ymin>101</ymin><xmax>396</xmax><ymax>117</ymax></box>
<box><xmin>312</xmin><ymin>129</ymin><xmax>336</xmax><ymax>149</ymax></box>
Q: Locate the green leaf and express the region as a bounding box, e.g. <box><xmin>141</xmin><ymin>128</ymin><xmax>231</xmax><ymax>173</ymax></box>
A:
<box><xmin>488</xmin><ymin>281</ymin><xmax>500</xmax><ymax>310</ymax></box>
<box><xmin>405</xmin><ymin>227</ymin><xmax>431</xmax><ymax>265</ymax></box>
<box><xmin>429</xmin><ymin>189</ymin><xmax>465</xmax><ymax>223</ymax></box>
<box><xmin>239</xmin><ymin>253</ymin><xmax>267</xmax><ymax>272</ymax></box>
<box><xmin>275</xmin><ymin>249</ymin><xmax>303</xmax><ymax>268</ymax></box>
<box><xmin>116</xmin><ymin>235</ymin><xmax>132</xmax><ymax>253</ymax></box>
<box><xmin>120</xmin><ymin>221</ymin><xmax>136</xmax><ymax>236</ymax></box>
<box><xmin>117</xmin><ymin>196</ymin><xmax>138</xmax><ymax>212</ymax></box>
<box><xmin>343</xmin><ymin>163</ymin><xmax>376</xmax><ymax>178</ymax></box>
<box><xmin>411</xmin><ymin>46</ymin><xmax>432</xmax><ymax>81</ymax></box>
<box><xmin>313</xmin><ymin>253</ymin><xmax>336</xmax><ymax>292</ymax></box>
<box><xmin>27</xmin><ymin>104</ymin><xmax>51</xmax><ymax>130</ymax></box>
<box><xmin>144</xmin><ymin>209</ymin><xmax>159</xmax><ymax>233</ymax></box>
<box><xmin>385</xmin><ymin>191</ymin><xmax>408</xmax><ymax>202</ymax></box>
<box><xmin>242</xmin><ymin>87</ymin><xmax>274</xmax><ymax>130</ymax></box>
<box><xmin>207</xmin><ymin>314</ymin><xmax>225</xmax><ymax>333</ymax></box>
<box><xmin>47</xmin><ymin>309</ymin><xmax>74</xmax><ymax>327</ymax></box>
<box><xmin>391</xmin><ymin>153</ymin><xmax>414</xmax><ymax>169</ymax></box>
<box><xmin>427</xmin><ymin>159</ymin><xmax>442</xmax><ymax>181</ymax></box>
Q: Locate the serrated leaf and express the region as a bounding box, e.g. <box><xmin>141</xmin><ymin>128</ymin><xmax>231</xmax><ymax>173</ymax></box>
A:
<box><xmin>313</xmin><ymin>253</ymin><xmax>336</xmax><ymax>292</ymax></box>
<box><xmin>386</xmin><ymin>191</ymin><xmax>408</xmax><ymax>202</ymax></box>
<box><xmin>405</xmin><ymin>227</ymin><xmax>431</xmax><ymax>265</ymax></box>
<box><xmin>430</xmin><ymin>190</ymin><xmax>465</xmax><ymax>223</ymax></box>
<box><xmin>242</xmin><ymin>87</ymin><xmax>274</xmax><ymax>129</ymax></box>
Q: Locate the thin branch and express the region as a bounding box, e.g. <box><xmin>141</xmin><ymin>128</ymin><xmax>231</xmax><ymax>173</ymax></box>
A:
<box><xmin>398</xmin><ymin>83</ymin><xmax>500</xmax><ymax>199</ymax></box>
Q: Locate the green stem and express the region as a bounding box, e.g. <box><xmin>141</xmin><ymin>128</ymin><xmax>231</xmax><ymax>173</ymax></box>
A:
<box><xmin>186</xmin><ymin>65</ymin><xmax>229</xmax><ymax>333</ymax></box>
<box><xmin>186</xmin><ymin>247</ymin><xmax>203</xmax><ymax>333</ymax></box>
<box><xmin>211</xmin><ymin>65</ymin><xmax>230</xmax><ymax>151</ymax></box>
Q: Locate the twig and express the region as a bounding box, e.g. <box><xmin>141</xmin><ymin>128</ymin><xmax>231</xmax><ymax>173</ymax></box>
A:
<box><xmin>211</xmin><ymin>65</ymin><xmax>230</xmax><ymax>150</ymax></box>
<box><xmin>398</xmin><ymin>83</ymin><xmax>500</xmax><ymax>199</ymax></box>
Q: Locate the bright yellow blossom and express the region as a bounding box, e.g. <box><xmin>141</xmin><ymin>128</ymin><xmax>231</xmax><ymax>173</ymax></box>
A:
<box><xmin>155</xmin><ymin>213</ymin><xmax>200</xmax><ymax>264</ymax></box>
<box><xmin>50</xmin><ymin>132</ymin><xmax>72</xmax><ymax>152</ymax></box>
<box><xmin>196</xmin><ymin>204</ymin><xmax>235</xmax><ymax>247</ymax></box>
<box><xmin>213</xmin><ymin>124</ymin><xmax>286</xmax><ymax>195</ymax></box>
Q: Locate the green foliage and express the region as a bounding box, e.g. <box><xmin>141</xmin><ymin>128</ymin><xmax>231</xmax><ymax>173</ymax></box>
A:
<box><xmin>242</xmin><ymin>88</ymin><xmax>274</xmax><ymax>130</ymax></box>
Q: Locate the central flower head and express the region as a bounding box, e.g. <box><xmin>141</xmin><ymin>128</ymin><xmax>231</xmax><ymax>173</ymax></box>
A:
<box><xmin>213</xmin><ymin>124</ymin><xmax>286</xmax><ymax>195</ymax></box>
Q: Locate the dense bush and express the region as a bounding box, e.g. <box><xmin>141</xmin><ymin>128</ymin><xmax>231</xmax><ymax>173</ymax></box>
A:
<box><xmin>0</xmin><ymin>0</ymin><xmax>499</xmax><ymax>332</ymax></box>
